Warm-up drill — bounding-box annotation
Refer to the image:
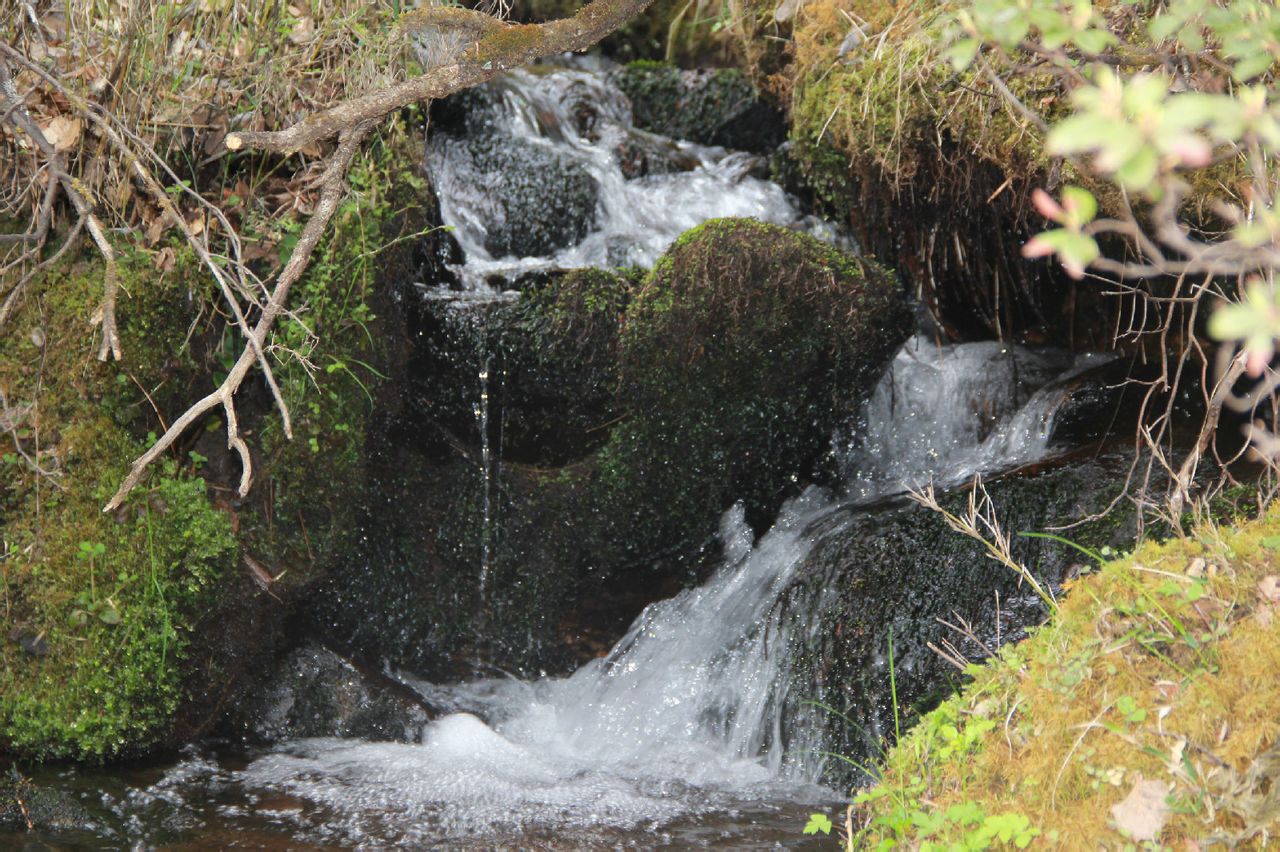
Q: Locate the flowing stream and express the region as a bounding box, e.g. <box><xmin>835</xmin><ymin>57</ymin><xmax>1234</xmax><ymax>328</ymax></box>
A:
<box><xmin>31</xmin><ymin>332</ymin><xmax>1108</xmax><ymax>848</ymax></box>
<box><xmin>20</xmin><ymin>64</ymin><xmax>1121</xmax><ymax>848</ymax></box>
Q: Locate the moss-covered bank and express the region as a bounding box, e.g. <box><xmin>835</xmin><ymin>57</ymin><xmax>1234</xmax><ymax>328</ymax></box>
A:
<box><xmin>0</xmin><ymin>127</ymin><xmax>433</xmax><ymax>762</ymax></box>
<box><xmin>843</xmin><ymin>508</ymin><xmax>1280</xmax><ymax>848</ymax></box>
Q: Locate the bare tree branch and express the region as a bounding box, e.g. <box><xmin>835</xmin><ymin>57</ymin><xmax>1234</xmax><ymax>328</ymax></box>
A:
<box><xmin>225</xmin><ymin>0</ymin><xmax>656</xmax><ymax>155</ymax></box>
<box><xmin>104</xmin><ymin>119</ymin><xmax>376</xmax><ymax>511</ymax></box>
<box><xmin>0</xmin><ymin>56</ymin><xmax>121</xmax><ymax>360</ymax></box>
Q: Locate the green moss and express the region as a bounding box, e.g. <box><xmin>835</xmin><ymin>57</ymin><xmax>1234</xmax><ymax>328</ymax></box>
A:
<box><xmin>0</xmin><ymin>253</ymin><xmax>236</xmax><ymax>762</ymax></box>
<box><xmin>0</xmin><ymin>127</ymin><xmax>429</xmax><ymax>761</ymax></box>
<box><xmin>852</xmin><ymin>509</ymin><xmax>1280</xmax><ymax>847</ymax></box>
<box><xmin>244</xmin><ymin>133</ymin><xmax>422</xmax><ymax>579</ymax></box>
<box><xmin>600</xmin><ymin>217</ymin><xmax>909</xmax><ymax>556</ymax></box>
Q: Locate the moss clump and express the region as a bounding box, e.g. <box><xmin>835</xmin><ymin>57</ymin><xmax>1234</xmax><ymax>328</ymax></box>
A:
<box><xmin>243</xmin><ymin>132</ymin><xmax>427</xmax><ymax>583</ymax></box>
<box><xmin>602</xmin><ymin>217</ymin><xmax>909</xmax><ymax>554</ymax></box>
<box><xmin>0</xmin><ymin>253</ymin><xmax>236</xmax><ymax>762</ymax></box>
<box><xmin>850</xmin><ymin>509</ymin><xmax>1280</xmax><ymax>848</ymax></box>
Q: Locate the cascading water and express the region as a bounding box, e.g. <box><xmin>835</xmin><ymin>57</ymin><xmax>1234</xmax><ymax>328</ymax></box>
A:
<box><xmin>71</xmin><ymin>332</ymin><xmax>1117</xmax><ymax>847</ymax></box>
<box><xmin>424</xmin><ymin>63</ymin><xmax>846</xmax><ymax>290</ymax></box>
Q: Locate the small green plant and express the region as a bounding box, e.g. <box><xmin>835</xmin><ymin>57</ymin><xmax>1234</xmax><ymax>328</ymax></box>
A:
<box><xmin>804</xmin><ymin>812</ymin><xmax>834</xmax><ymax>835</ymax></box>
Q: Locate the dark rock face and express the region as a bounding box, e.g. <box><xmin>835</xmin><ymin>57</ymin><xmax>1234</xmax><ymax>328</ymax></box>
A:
<box><xmin>233</xmin><ymin>644</ymin><xmax>432</xmax><ymax>743</ymax></box>
<box><xmin>436</xmin><ymin>135</ymin><xmax>600</xmax><ymax>259</ymax></box>
<box><xmin>312</xmin><ymin>219</ymin><xmax>911</xmax><ymax>676</ymax></box>
<box><xmin>430</xmin><ymin>87</ymin><xmax>600</xmax><ymax>260</ymax></box>
<box><xmin>611</xmin><ymin>61</ymin><xmax>786</xmax><ymax>153</ymax></box>
<box><xmin>782</xmin><ymin>454</ymin><xmax>1144</xmax><ymax>785</ymax></box>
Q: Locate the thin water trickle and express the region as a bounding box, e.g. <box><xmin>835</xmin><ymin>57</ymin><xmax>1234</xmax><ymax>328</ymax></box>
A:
<box><xmin>475</xmin><ymin>354</ymin><xmax>494</xmax><ymax>599</ymax></box>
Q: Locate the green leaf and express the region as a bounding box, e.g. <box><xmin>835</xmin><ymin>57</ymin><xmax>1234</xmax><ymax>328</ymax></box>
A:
<box><xmin>1048</xmin><ymin>113</ymin><xmax>1115</xmax><ymax>154</ymax></box>
<box><xmin>1261</xmin><ymin>535</ymin><xmax>1280</xmax><ymax>550</ymax></box>
<box><xmin>1233</xmin><ymin>52</ymin><xmax>1276</xmax><ymax>82</ymax></box>
<box><xmin>1149</xmin><ymin>14</ymin><xmax>1184</xmax><ymax>41</ymax></box>
<box><xmin>803</xmin><ymin>813</ymin><xmax>834</xmax><ymax>835</ymax></box>
<box><xmin>99</xmin><ymin>607</ymin><xmax>122</xmax><ymax>626</ymax></box>
<box><xmin>946</xmin><ymin>37</ymin><xmax>981</xmax><ymax>71</ymax></box>
<box><xmin>1209</xmin><ymin>300</ymin><xmax>1275</xmax><ymax>343</ymax></box>
<box><xmin>1061</xmin><ymin>186</ymin><xmax>1098</xmax><ymax>225</ymax></box>
<box><xmin>1177</xmin><ymin>23</ymin><xmax>1205</xmax><ymax>52</ymax></box>
<box><xmin>1074</xmin><ymin>28</ymin><xmax>1115</xmax><ymax>53</ymax></box>
<box><xmin>1113</xmin><ymin>146</ymin><xmax>1159</xmax><ymax>190</ymax></box>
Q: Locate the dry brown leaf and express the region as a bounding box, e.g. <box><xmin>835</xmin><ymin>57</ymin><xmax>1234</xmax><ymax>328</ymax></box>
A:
<box><xmin>153</xmin><ymin>246</ymin><xmax>177</xmax><ymax>273</ymax></box>
<box><xmin>1111</xmin><ymin>777</ymin><xmax>1171</xmax><ymax>842</ymax></box>
<box><xmin>1259</xmin><ymin>576</ymin><xmax>1280</xmax><ymax>604</ymax></box>
<box><xmin>1186</xmin><ymin>557</ymin><xmax>1206</xmax><ymax>578</ymax></box>
<box><xmin>145</xmin><ymin>209</ymin><xmax>173</xmax><ymax>246</ymax></box>
<box><xmin>41</xmin><ymin>115</ymin><xmax>81</xmax><ymax>152</ymax></box>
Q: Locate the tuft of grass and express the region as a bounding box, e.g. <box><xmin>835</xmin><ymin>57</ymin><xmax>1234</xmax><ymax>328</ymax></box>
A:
<box><xmin>850</xmin><ymin>508</ymin><xmax>1280</xmax><ymax>848</ymax></box>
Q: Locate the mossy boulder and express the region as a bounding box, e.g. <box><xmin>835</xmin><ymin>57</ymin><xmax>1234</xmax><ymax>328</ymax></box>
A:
<box><xmin>785</xmin><ymin>454</ymin><xmax>1143</xmax><ymax>784</ymax></box>
<box><xmin>600</xmin><ymin>217</ymin><xmax>910</xmax><ymax>556</ymax></box>
<box><xmin>307</xmin><ymin>222</ymin><xmax>908</xmax><ymax>675</ymax></box>
<box><xmin>611</xmin><ymin>61</ymin><xmax>786</xmax><ymax>152</ymax></box>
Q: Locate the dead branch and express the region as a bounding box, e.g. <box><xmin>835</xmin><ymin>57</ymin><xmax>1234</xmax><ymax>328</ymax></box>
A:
<box><xmin>225</xmin><ymin>0</ymin><xmax>657</xmax><ymax>155</ymax></box>
<box><xmin>0</xmin><ymin>42</ymin><xmax>293</xmax><ymax>433</ymax></box>
<box><xmin>103</xmin><ymin>119</ymin><xmax>375</xmax><ymax>511</ymax></box>
<box><xmin>0</xmin><ymin>56</ymin><xmax>121</xmax><ymax>360</ymax></box>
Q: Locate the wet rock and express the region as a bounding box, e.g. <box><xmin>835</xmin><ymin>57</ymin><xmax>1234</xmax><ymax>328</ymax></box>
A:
<box><xmin>430</xmin><ymin>85</ymin><xmax>601</xmax><ymax>259</ymax></box>
<box><xmin>785</xmin><ymin>454</ymin><xmax>1147</xmax><ymax>785</ymax></box>
<box><xmin>309</xmin><ymin>221</ymin><xmax>909</xmax><ymax>677</ymax></box>
<box><xmin>610</xmin><ymin>61</ymin><xmax>786</xmax><ymax>153</ymax></box>
<box><xmin>1</xmin><ymin>773</ymin><xmax>92</xmax><ymax>833</ymax></box>
<box><xmin>603</xmin><ymin>217</ymin><xmax>910</xmax><ymax>549</ymax></box>
<box><xmin>615</xmin><ymin>130</ymin><xmax>701</xmax><ymax>179</ymax></box>
<box><xmin>236</xmin><ymin>643</ymin><xmax>432</xmax><ymax>742</ymax></box>
<box><xmin>431</xmin><ymin>133</ymin><xmax>599</xmax><ymax>260</ymax></box>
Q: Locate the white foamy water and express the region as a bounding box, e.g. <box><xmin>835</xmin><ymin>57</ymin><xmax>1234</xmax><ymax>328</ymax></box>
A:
<box><xmin>233</xmin><ymin>497</ymin><xmax>833</xmax><ymax>845</ymax></box>
<box><xmin>840</xmin><ymin>334</ymin><xmax>1114</xmax><ymax>501</ymax></box>
<box><xmin>427</xmin><ymin>65</ymin><xmax>844</xmax><ymax>288</ymax></box>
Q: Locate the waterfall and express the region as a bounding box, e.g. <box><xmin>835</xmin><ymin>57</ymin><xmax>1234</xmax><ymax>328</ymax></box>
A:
<box><xmin>82</xmin><ymin>64</ymin><xmax>1126</xmax><ymax>848</ymax></box>
<box><xmin>203</xmin><ymin>334</ymin><xmax>1100</xmax><ymax>845</ymax></box>
<box><xmin>423</xmin><ymin>63</ymin><xmax>846</xmax><ymax>290</ymax></box>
